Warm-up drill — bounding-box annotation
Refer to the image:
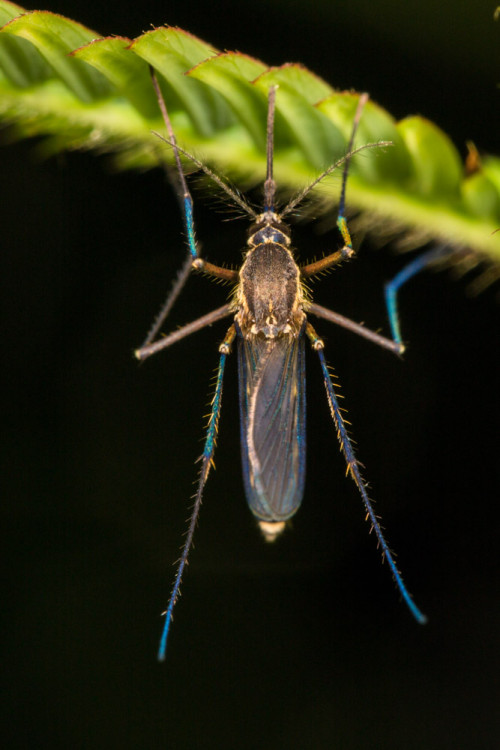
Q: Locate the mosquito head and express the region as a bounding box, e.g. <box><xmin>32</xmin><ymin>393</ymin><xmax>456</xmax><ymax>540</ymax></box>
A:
<box><xmin>246</xmin><ymin>211</ymin><xmax>291</xmax><ymax>247</ymax></box>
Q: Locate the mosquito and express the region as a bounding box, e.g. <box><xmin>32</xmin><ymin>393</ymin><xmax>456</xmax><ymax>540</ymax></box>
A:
<box><xmin>136</xmin><ymin>73</ymin><xmax>429</xmax><ymax>660</ymax></box>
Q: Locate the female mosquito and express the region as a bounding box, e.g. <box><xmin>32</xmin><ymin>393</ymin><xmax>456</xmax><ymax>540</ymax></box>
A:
<box><xmin>136</xmin><ymin>73</ymin><xmax>428</xmax><ymax>660</ymax></box>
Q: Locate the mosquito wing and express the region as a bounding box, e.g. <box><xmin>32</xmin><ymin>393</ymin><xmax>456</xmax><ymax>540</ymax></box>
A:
<box><xmin>237</xmin><ymin>332</ymin><xmax>306</xmax><ymax>522</ymax></box>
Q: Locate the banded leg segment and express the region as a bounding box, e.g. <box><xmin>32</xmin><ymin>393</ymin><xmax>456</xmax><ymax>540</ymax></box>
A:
<box><xmin>306</xmin><ymin>322</ymin><xmax>427</xmax><ymax>625</ymax></box>
<box><xmin>385</xmin><ymin>246</ymin><xmax>451</xmax><ymax>345</ymax></box>
<box><xmin>158</xmin><ymin>324</ymin><xmax>236</xmax><ymax>660</ymax></box>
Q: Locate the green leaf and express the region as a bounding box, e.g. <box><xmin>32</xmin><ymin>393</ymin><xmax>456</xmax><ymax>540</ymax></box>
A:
<box><xmin>72</xmin><ymin>36</ymin><xmax>157</xmax><ymax>119</ymax></box>
<box><xmin>1</xmin><ymin>10</ymin><xmax>111</xmax><ymax>100</ymax></box>
<box><xmin>0</xmin><ymin>2</ymin><xmax>499</xmax><ymax>270</ymax></box>
<box><xmin>254</xmin><ymin>65</ymin><xmax>344</xmax><ymax>170</ymax></box>
<box><xmin>130</xmin><ymin>27</ymin><xmax>232</xmax><ymax>136</ymax></box>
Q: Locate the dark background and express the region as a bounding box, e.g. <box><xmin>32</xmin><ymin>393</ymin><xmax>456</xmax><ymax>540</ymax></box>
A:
<box><xmin>2</xmin><ymin>1</ymin><xmax>499</xmax><ymax>748</ymax></box>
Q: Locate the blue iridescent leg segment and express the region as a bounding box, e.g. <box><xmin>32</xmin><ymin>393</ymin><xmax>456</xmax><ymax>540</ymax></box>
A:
<box><xmin>158</xmin><ymin>324</ymin><xmax>236</xmax><ymax>660</ymax></box>
<box><xmin>385</xmin><ymin>246</ymin><xmax>451</xmax><ymax>346</ymax></box>
<box><xmin>150</xmin><ymin>69</ymin><xmax>199</xmax><ymax>261</ymax></box>
<box><xmin>306</xmin><ymin>323</ymin><xmax>427</xmax><ymax>625</ymax></box>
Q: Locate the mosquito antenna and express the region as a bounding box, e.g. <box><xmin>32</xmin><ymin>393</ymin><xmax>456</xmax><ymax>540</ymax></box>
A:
<box><xmin>280</xmin><ymin>140</ymin><xmax>390</xmax><ymax>219</ymax></box>
<box><xmin>263</xmin><ymin>86</ymin><xmax>278</xmax><ymax>211</ymax></box>
<box><xmin>281</xmin><ymin>94</ymin><xmax>391</xmax><ymax>219</ymax></box>
<box><xmin>152</xmin><ymin>132</ymin><xmax>258</xmax><ymax>218</ymax></box>
<box><xmin>150</xmin><ymin>69</ymin><xmax>257</xmax><ymax>219</ymax></box>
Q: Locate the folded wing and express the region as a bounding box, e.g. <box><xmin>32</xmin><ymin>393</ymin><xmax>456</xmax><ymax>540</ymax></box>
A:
<box><xmin>237</xmin><ymin>333</ymin><xmax>306</xmax><ymax>522</ymax></box>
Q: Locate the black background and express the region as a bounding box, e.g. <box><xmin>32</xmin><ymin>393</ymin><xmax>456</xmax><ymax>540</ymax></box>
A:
<box><xmin>2</xmin><ymin>1</ymin><xmax>499</xmax><ymax>748</ymax></box>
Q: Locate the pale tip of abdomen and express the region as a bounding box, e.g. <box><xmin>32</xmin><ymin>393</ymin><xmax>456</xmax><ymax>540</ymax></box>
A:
<box><xmin>258</xmin><ymin>520</ymin><xmax>286</xmax><ymax>542</ymax></box>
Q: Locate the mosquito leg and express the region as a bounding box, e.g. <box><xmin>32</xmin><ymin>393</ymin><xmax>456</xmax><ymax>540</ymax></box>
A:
<box><xmin>306</xmin><ymin>322</ymin><xmax>427</xmax><ymax>625</ymax></box>
<box><xmin>151</xmin><ymin>69</ymin><xmax>238</xmax><ymax>280</ymax></box>
<box><xmin>139</xmin><ymin>256</ymin><xmax>237</xmax><ymax>354</ymax></box>
<box><xmin>135</xmin><ymin>304</ymin><xmax>233</xmax><ymax>361</ymax></box>
<box><xmin>146</xmin><ymin>69</ymin><xmax>237</xmax><ymax>340</ymax></box>
<box><xmin>337</xmin><ymin>93</ymin><xmax>370</xmax><ymax>245</ymax></box>
<box><xmin>158</xmin><ymin>324</ymin><xmax>236</xmax><ymax>660</ymax></box>
<box><xmin>300</xmin><ymin>247</ymin><xmax>353</xmax><ymax>277</ymax></box>
<box><xmin>150</xmin><ymin>69</ymin><xmax>200</xmax><ymax>258</ymax></box>
<box><xmin>141</xmin><ymin>73</ymin><xmax>197</xmax><ymax>342</ymax></box>
<box><xmin>301</xmin><ymin>94</ymin><xmax>370</xmax><ymax>278</ymax></box>
<box><xmin>308</xmin><ymin>302</ymin><xmax>404</xmax><ymax>355</ymax></box>
<box><xmin>385</xmin><ymin>246</ymin><xmax>452</xmax><ymax>345</ymax></box>
<box><xmin>138</xmin><ymin>255</ymin><xmax>193</xmax><ymax>350</ymax></box>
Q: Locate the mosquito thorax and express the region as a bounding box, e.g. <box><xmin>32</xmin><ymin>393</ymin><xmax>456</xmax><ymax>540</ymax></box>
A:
<box><xmin>236</xmin><ymin>212</ymin><xmax>304</xmax><ymax>339</ymax></box>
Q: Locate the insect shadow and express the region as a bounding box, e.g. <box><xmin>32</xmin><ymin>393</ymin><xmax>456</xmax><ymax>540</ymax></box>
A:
<box><xmin>136</xmin><ymin>73</ymin><xmax>431</xmax><ymax>660</ymax></box>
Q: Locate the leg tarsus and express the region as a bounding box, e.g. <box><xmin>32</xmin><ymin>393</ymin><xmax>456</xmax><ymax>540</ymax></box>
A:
<box><xmin>306</xmin><ymin>322</ymin><xmax>427</xmax><ymax>625</ymax></box>
<box><xmin>301</xmin><ymin>95</ymin><xmax>369</xmax><ymax>279</ymax></box>
<box><xmin>385</xmin><ymin>246</ymin><xmax>452</xmax><ymax>345</ymax></box>
<box><xmin>157</xmin><ymin>326</ymin><xmax>234</xmax><ymax>660</ymax></box>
